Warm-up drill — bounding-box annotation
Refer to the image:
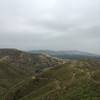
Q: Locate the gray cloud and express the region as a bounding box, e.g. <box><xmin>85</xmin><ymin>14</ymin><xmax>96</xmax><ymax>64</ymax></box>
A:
<box><xmin>0</xmin><ymin>0</ymin><xmax>100</xmax><ymax>54</ymax></box>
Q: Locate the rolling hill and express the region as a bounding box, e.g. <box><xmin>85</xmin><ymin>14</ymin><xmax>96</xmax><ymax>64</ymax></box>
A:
<box><xmin>0</xmin><ymin>49</ymin><xmax>64</xmax><ymax>74</ymax></box>
<box><xmin>0</xmin><ymin>49</ymin><xmax>100</xmax><ymax>100</ymax></box>
<box><xmin>0</xmin><ymin>49</ymin><xmax>64</xmax><ymax>99</ymax></box>
<box><xmin>3</xmin><ymin>60</ymin><xmax>100</xmax><ymax>100</ymax></box>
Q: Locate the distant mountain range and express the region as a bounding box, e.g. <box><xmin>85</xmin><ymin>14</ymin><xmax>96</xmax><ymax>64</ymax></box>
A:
<box><xmin>29</xmin><ymin>50</ymin><xmax>100</xmax><ymax>60</ymax></box>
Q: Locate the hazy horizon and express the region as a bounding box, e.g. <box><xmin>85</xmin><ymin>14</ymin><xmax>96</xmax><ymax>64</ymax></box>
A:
<box><xmin>0</xmin><ymin>47</ymin><xmax>100</xmax><ymax>55</ymax></box>
<box><xmin>0</xmin><ymin>0</ymin><xmax>100</xmax><ymax>54</ymax></box>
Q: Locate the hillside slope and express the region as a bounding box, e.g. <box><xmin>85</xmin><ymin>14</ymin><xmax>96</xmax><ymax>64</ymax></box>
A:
<box><xmin>2</xmin><ymin>59</ymin><xmax>100</xmax><ymax>100</ymax></box>
<box><xmin>0</xmin><ymin>49</ymin><xmax>64</xmax><ymax>99</ymax></box>
<box><xmin>0</xmin><ymin>49</ymin><xmax>64</xmax><ymax>74</ymax></box>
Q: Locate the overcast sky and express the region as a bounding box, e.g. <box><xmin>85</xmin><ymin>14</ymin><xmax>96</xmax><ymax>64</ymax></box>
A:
<box><xmin>0</xmin><ymin>0</ymin><xmax>100</xmax><ymax>54</ymax></box>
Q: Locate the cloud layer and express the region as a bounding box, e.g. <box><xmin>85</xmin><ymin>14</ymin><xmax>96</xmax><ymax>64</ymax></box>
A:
<box><xmin>0</xmin><ymin>0</ymin><xmax>100</xmax><ymax>54</ymax></box>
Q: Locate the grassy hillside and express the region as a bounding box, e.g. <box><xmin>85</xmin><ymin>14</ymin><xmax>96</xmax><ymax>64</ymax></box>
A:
<box><xmin>0</xmin><ymin>49</ymin><xmax>100</xmax><ymax>100</ymax></box>
<box><xmin>0</xmin><ymin>49</ymin><xmax>63</xmax><ymax>74</ymax></box>
<box><xmin>1</xmin><ymin>60</ymin><xmax>100</xmax><ymax>100</ymax></box>
<box><xmin>0</xmin><ymin>49</ymin><xmax>64</xmax><ymax>99</ymax></box>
